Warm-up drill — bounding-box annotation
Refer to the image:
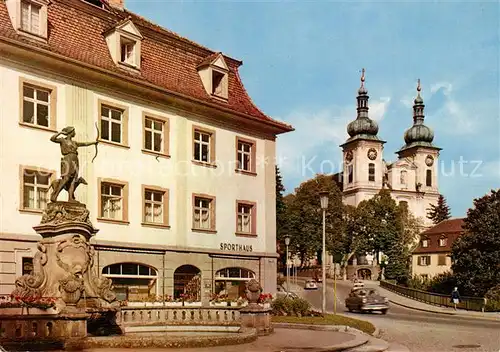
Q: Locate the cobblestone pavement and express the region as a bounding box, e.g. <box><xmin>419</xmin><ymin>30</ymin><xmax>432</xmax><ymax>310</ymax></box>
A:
<box><xmin>297</xmin><ymin>280</ymin><xmax>500</xmax><ymax>352</ymax></box>
<box><xmin>83</xmin><ymin>328</ymin><xmax>356</xmax><ymax>352</ymax></box>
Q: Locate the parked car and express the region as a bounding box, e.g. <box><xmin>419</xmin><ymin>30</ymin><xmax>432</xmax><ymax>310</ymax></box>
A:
<box><xmin>276</xmin><ymin>286</ymin><xmax>299</xmax><ymax>299</ymax></box>
<box><xmin>304</xmin><ymin>280</ymin><xmax>319</xmax><ymax>290</ymax></box>
<box><xmin>345</xmin><ymin>288</ymin><xmax>389</xmax><ymax>314</ymax></box>
<box><xmin>353</xmin><ymin>281</ymin><xmax>364</xmax><ymax>289</ymax></box>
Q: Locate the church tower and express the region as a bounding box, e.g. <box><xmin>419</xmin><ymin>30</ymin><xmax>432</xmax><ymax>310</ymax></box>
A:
<box><xmin>396</xmin><ymin>80</ymin><xmax>441</xmax><ymax>224</ymax></box>
<box><xmin>341</xmin><ymin>69</ymin><xmax>386</xmax><ymax>206</ymax></box>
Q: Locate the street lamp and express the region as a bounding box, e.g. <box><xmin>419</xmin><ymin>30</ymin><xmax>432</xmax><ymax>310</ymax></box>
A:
<box><xmin>285</xmin><ymin>235</ymin><xmax>291</xmax><ymax>294</ymax></box>
<box><xmin>319</xmin><ymin>191</ymin><xmax>329</xmax><ymax>315</ymax></box>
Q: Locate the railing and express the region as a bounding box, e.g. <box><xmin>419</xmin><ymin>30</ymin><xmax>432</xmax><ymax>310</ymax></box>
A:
<box><xmin>380</xmin><ymin>281</ymin><xmax>487</xmax><ymax>311</ymax></box>
<box><xmin>117</xmin><ymin>306</ymin><xmax>242</xmax><ymax>328</ymax></box>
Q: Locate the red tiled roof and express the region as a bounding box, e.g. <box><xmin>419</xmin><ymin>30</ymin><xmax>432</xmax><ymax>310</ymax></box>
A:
<box><xmin>421</xmin><ymin>218</ymin><xmax>465</xmax><ymax>235</ymax></box>
<box><xmin>413</xmin><ymin>218</ymin><xmax>465</xmax><ymax>254</ymax></box>
<box><xmin>0</xmin><ymin>0</ymin><xmax>293</xmax><ymax>132</ymax></box>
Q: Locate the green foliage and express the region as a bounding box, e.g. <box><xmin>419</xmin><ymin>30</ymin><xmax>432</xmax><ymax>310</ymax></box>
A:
<box><xmin>451</xmin><ymin>189</ymin><xmax>500</xmax><ymax>296</ymax></box>
<box><xmin>271</xmin><ymin>314</ymin><xmax>376</xmax><ymax>335</ymax></box>
<box><xmin>284</xmin><ymin>174</ymin><xmax>344</xmax><ymax>265</ymax></box>
<box><xmin>276</xmin><ymin>166</ymin><xmax>287</xmax><ymax>242</ymax></box>
<box><xmin>427</xmin><ymin>194</ymin><xmax>452</xmax><ymax>225</ymax></box>
<box><xmin>427</xmin><ymin>272</ymin><xmax>457</xmax><ymax>295</ymax></box>
<box><xmin>407</xmin><ymin>275</ymin><xmax>431</xmax><ymax>291</ymax></box>
<box><xmin>271</xmin><ymin>296</ymin><xmax>311</xmax><ymax>316</ymax></box>
<box><xmin>484</xmin><ymin>285</ymin><xmax>500</xmax><ymax>312</ymax></box>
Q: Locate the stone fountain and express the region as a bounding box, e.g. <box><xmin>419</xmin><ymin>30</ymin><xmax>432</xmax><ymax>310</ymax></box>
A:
<box><xmin>0</xmin><ymin>126</ymin><xmax>120</xmax><ymax>350</ymax></box>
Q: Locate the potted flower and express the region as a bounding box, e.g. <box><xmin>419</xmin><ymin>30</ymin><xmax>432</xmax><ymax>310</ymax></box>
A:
<box><xmin>0</xmin><ymin>294</ymin><xmax>59</xmax><ymax>315</ymax></box>
<box><xmin>258</xmin><ymin>293</ymin><xmax>273</xmax><ymax>308</ymax></box>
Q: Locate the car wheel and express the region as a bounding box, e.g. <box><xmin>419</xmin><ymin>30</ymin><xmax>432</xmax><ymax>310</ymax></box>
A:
<box><xmin>381</xmin><ymin>309</ymin><xmax>388</xmax><ymax>315</ymax></box>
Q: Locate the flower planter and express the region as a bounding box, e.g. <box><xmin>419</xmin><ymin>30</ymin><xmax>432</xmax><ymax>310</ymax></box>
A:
<box><xmin>230</xmin><ymin>302</ymin><xmax>239</xmax><ymax>307</ymax></box>
<box><xmin>209</xmin><ymin>302</ymin><xmax>227</xmax><ymax>307</ymax></box>
<box><xmin>183</xmin><ymin>302</ymin><xmax>202</xmax><ymax>307</ymax></box>
<box><xmin>263</xmin><ymin>303</ymin><xmax>271</xmax><ymax>309</ymax></box>
<box><xmin>166</xmin><ymin>302</ymin><xmax>183</xmax><ymax>307</ymax></box>
<box><xmin>0</xmin><ymin>307</ymin><xmax>59</xmax><ymax>315</ymax></box>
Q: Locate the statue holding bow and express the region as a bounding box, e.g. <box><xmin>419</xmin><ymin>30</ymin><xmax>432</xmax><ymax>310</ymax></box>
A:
<box><xmin>49</xmin><ymin>126</ymin><xmax>99</xmax><ymax>203</ymax></box>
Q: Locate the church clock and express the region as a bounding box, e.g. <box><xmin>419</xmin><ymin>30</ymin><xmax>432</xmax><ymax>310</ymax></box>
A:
<box><xmin>367</xmin><ymin>148</ymin><xmax>377</xmax><ymax>160</ymax></box>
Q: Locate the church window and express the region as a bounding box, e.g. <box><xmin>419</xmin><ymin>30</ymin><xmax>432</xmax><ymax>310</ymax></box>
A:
<box><xmin>400</xmin><ymin>170</ymin><xmax>407</xmax><ymax>186</ymax></box>
<box><xmin>426</xmin><ymin>169</ymin><xmax>432</xmax><ymax>187</ymax></box>
<box><xmin>348</xmin><ymin>165</ymin><xmax>353</xmax><ymax>184</ymax></box>
<box><xmin>368</xmin><ymin>163</ymin><xmax>375</xmax><ymax>182</ymax></box>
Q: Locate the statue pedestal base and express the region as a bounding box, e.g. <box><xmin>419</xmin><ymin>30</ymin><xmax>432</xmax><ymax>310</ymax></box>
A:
<box><xmin>239</xmin><ymin>306</ymin><xmax>273</xmax><ymax>336</ymax></box>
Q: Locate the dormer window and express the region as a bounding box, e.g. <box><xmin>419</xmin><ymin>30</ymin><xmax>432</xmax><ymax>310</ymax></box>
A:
<box><xmin>422</xmin><ymin>239</ymin><xmax>429</xmax><ymax>248</ymax></box>
<box><xmin>21</xmin><ymin>0</ymin><xmax>41</xmax><ymax>34</ymax></box>
<box><xmin>439</xmin><ymin>236</ymin><xmax>447</xmax><ymax>247</ymax></box>
<box><xmin>198</xmin><ymin>53</ymin><xmax>229</xmax><ymax>100</ymax></box>
<box><xmin>104</xmin><ymin>19</ymin><xmax>143</xmax><ymax>71</ymax></box>
<box><xmin>120</xmin><ymin>37</ymin><xmax>136</xmax><ymax>66</ymax></box>
<box><xmin>5</xmin><ymin>0</ymin><xmax>49</xmax><ymax>40</ymax></box>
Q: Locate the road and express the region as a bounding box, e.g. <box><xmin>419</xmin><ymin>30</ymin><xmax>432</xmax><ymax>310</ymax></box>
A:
<box><xmin>295</xmin><ymin>280</ymin><xmax>500</xmax><ymax>352</ymax></box>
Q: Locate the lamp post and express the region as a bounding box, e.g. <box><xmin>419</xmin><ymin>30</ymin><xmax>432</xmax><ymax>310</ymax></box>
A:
<box><xmin>285</xmin><ymin>236</ymin><xmax>291</xmax><ymax>294</ymax></box>
<box><xmin>319</xmin><ymin>191</ymin><xmax>329</xmax><ymax>315</ymax></box>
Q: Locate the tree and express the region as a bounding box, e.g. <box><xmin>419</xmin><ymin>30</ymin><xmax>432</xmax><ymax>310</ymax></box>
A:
<box><xmin>276</xmin><ymin>166</ymin><xmax>287</xmax><ymax>242</ymax></box>
<box><xmin>284</xmin><ymin>174</ymin><xmax>344</xmax><ymax>267</ymax></box>
<box><xmin>427</xmin><ymin>194</ymin><xmax>451</xmax><ymax>224</ymax></box>
<box><xmin>451</xmin><ymin>189</ymin><xmax>500</xmax><ymax>296</ymax></box>
<box><xmin>276</xmin><ymin>166</ymin><xmax>288</xmax><ymax>273</ymax></box>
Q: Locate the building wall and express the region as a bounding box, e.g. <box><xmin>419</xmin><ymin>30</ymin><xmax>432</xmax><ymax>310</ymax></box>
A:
<box><xmin>411</xmin><ymin>253</ymin><xmax>451</xmax><ymax>278</ymax></box>
<box><xmin>0</xmin><ymin>60</ymin><xmax>278</xmax><ymax>295</ymax></box>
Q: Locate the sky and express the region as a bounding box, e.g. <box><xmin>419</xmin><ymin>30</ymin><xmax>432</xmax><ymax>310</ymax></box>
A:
<box><xmin>127</xmin><ymin>0</ymin><xmax>499</xmax><ymax>217</ymax></box>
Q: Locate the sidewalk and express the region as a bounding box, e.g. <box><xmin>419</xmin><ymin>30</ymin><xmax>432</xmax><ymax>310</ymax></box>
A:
<box><xmin>83</xmin><ymin>328</ymin><xmax>365</xmax><ymax>352</ymax></box>
<box><xmin>364</xmin><ymin>281</ymin><xmax>500</xmax><ymax>322</ymax></box>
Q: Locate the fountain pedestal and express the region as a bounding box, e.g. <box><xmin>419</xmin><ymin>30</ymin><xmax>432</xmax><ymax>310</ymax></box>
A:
<box><xmin>0</xmin><ymin>201</ymin><xmax>119</xmax><ymax>350</ymax></box>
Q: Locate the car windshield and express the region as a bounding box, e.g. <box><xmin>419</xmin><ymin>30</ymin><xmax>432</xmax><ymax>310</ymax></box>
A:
<box><xmin>355</xmin><ymin>289</ymin><xmax>368</xmax><ymax>296</ymax></box>
<box><xmin>368</xmin><ymin>289</ymin><xmax>378</xmax><ymax>295</ymax></box>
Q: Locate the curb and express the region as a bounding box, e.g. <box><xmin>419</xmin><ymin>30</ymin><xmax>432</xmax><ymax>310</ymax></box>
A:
<box><xmin>388</xmin><ymin>299</ymin><xmax>500</xmax><ymax>322</ymax></box>
<box><xmin>272</xmin><ymin>323</ymin><xmax>369</xmax><ymax>351</ymax></box>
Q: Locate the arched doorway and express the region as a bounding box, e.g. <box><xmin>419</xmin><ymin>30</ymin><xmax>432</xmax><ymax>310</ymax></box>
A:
<box><xmin>173</xmin><ymin>265</ymin><xmax>201</xmax><ymax>301</ymax></box>
<box><xmin>215</xmin><ymin>267</ymin><xmax>255</xmax><ymax>300</ymax></box>
<box><xmin>102</xmin><ymin>263</ymin><xmax>158</xmax><ymax>302</ymax></box>
<box><xmin>357</xmin><ymin>268</ymin><xmax>372</xmax><ymax>280</ymax></box>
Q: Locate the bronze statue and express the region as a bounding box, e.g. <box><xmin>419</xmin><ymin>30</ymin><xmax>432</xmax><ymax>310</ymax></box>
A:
<box><xmin>50</xmin><ymin>126</ymin><xmax>98</xmax><ymax>203</ymax></box>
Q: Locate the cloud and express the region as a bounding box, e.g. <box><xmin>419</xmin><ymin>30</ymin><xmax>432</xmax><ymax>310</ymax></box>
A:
<box><xmin>430</xmin><ymin>82</ymin><xmax>453</xmax><ymax>96</ymax></box>
<box><xmin>276</xmin><ymin>97</ymin><xmax>391</xmax><ymax>178</ymax></box>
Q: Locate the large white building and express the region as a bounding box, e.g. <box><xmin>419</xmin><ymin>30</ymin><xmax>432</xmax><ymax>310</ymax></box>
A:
<box><xmin>335</xmin><ymin>71</ymin><xmax>441</xmax><ymax>279</ymax></box>
<box><xmin>0</xmin><ymin>0</ymin><xmax>292</xmax><ymax>303</ymax></box>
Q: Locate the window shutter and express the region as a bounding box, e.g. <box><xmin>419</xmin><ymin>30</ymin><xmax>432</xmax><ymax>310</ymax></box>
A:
<box><xmin>31</xmin><ymin>5</ymin><xmax>40</xmax><ymax>34</ymax></box>
<box><xmin>426</xmin><ymin>256</ymin><xmax>431</xmax><ymax>266</ymax></box>
<box><xmin>418</xmin><ymin>256</ymin><xmax>422</xmax><ymax>266</ymax></box>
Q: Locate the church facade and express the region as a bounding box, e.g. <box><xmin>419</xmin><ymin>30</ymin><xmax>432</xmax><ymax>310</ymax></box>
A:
<box><xmin>334</xmin><ymin>71</ymin><xmax>441</xmax><ymax>280</ymax></box>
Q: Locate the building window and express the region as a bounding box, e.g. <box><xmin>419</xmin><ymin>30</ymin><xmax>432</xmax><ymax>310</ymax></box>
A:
<box><xmin>418</xmin><ymin>256</ymin><xmax>430</xmax><ymax>266</ymax></box>
<box><xmin>193</xmin><ymin>195</ymin><xmax>215</xmax><ymax>231</ymax></box>
<box><xmin>439</xmin><ymin>237</ymin><xmax>448</xmax><ymax>247</ymax></box>
<box><xmin>236</xmin><ymin>137</ymin><xmax>256</xmax><ymax>173</ymax></box>
<box><xmin>400</xmin><ymin>170</ymin><xmax>407</xmax><ymax>186</ymax></box>
<box><xmin>22</xmin><ymin>257</ymin><xmax>34</xmax><ymax>275</ymax></box>
<box><xmin>211</xmin><ymin>70</ymin><xmax>228</xmax><ymax>98</ymax></box>
<box><xmin>236</xmin><ymin>201</ymin><xmax>256</xmax><ymax>235</ymax></box>
<box><xmin>193</xmin><ymin>128</ymin><xmax>215</xmax><ymax>164</ymax></box>
<box><xmin>143</xmin><ymin>115</ymin><xmax>168</xmax><ymax>155</ymax></box>
<box><xmin>102</xmin><ymin>263</ymin><xmax>157</xmax><ymax>302</ymax></box>
<box><xmin>215</xmin><ymin>268</ymin><xmax>255</xmax><ymax>300</ymax></box>
<box><xmin>100</xmin><ymin>104</ymin><xmax>124</xmax><ymax>144</ymax></box>
<box><xmin>120</xmin><ymin>37</ymin><xmax>136</xmax><ymax>66</ymax></box>
<box><xmin>174</xmin><ymin>265</ymin><xmax>201</xmax><ymax>301</ymax></box>
<box><xmin>426</xmin><ymin>169</ymin><xmax>432</xmax><ymax>187</ymax></box>
<box><xmin>99</xmin><ymin>180</ymin><xmax>128</xmax><ymax>223</ymax></box>
<box><xmin>22</xmin><ymin>84</ymin><xmax>50</xmax><ymax>128</ymax></box>
<box><xmin>21</xmin><ymin>0</ymin><xmax>41</xmax><ymax>35</ymax></box>
<box><xmin>348</xmin><ymin>165</ymin><xmax>353</xmax><ymax>184</ymax></box>
<box><xmin>21</xmin><ymin>168</ymin><xmax>52</xmax><ymax>211</ymax></box>
<box><xmin>438</xmin><ymin>255</ymin><xmax>447</xmax><ymax>266</ymax></box>
<box><xmin>143</xmin><ymin>186</ymin><xmax>169</xmax><ymax>226</ymax></box>
<box><xmin>368</xmin><ymin>163</ymin><xmax>375</xmax><ymax>182</ymax></box>
<box><xmin>421</xmin><ymin>239</ymin><xmax>429</xmax><ymax>248</ymax></box>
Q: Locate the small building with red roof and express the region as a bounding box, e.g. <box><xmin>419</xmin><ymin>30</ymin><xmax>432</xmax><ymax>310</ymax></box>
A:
<box><xmin>411</xmin><ymin>218</ymin><xmax>465</xmax><ymax>279</ymax></box>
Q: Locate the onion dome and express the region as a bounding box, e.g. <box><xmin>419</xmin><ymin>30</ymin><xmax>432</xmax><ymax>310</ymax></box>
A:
<box><xmin>399</xmin><ymin>80</ymin><xmax>439</xmax><ymax>153</ymax></box>
<box><xmin>346</xmin><ymin>68</ymin><xmax>380</xmax><ymax>140</ymax></box>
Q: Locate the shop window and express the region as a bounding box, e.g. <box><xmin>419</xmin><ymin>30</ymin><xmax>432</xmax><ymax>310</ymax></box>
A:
<box><xmin>215</xmin><ymin>267</ymin><xmax>255</xmax><ymax>300</ymax></box>
<box><xmin>102</xmin><ymin>263</ymin><xmax>157</xmax><ymax>302</ymax></box>
<box><xmin>173</xmin><ymin>265</ymin><xmax>201</xmax><ymax>301</ymax></box>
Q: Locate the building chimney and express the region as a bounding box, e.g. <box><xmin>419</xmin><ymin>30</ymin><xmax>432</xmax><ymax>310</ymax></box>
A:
<box><xmin>107</xmin><ymin>0</ymin><xmax>124</xmax><ymax>10</ymax></box>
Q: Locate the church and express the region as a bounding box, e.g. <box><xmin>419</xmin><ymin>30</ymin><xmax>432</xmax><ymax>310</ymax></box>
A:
<box><xmin>332</xmin><ymin>70</ymin><xmax>441</xmax><ymax>280</ymax></box>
